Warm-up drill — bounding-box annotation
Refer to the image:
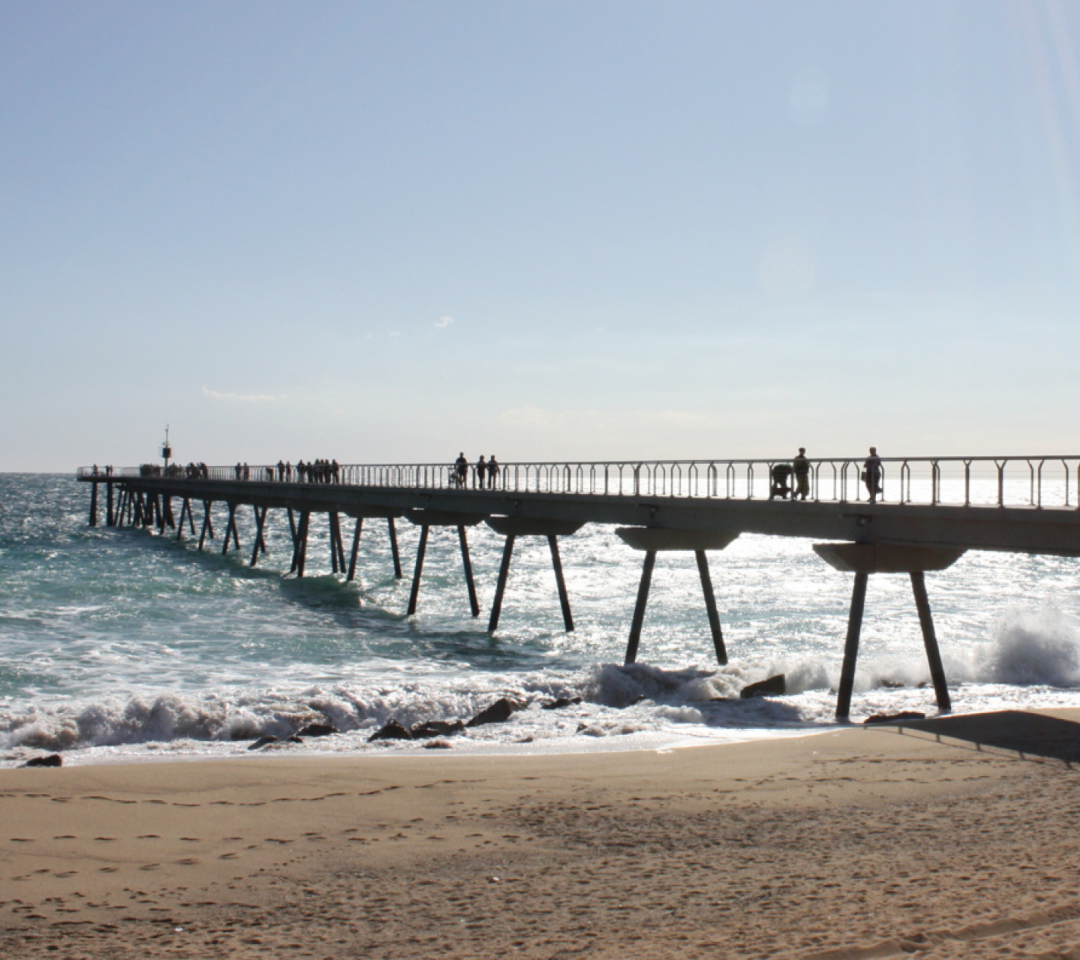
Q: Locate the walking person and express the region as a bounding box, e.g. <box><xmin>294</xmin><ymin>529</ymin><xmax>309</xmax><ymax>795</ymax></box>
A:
<box><xmin>474</xmin><ymin>455</ymin><xmax>487</xmax><ymax>489</ymax></box>
<box><xmin>863</xmin><ymin>447</ymin><xmax>882</xmax><ymax>503</ymax></box>
<box><xmin>487</xmin><ymin>455</ymin><xmax>500</xmax><ymax>488</ymax></box>
<box><xmin>454</xmin><ymin>452</ymin><xmax>468</xmax><ymax>488</ymax></box>
<box><xmin>793</xmin><ymin>448</ymin><xmax>811</xmax><ymax>501</ymax></box>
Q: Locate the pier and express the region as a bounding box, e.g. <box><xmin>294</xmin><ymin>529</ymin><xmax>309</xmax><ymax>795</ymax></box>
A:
<box><xmin>77</xmin><ymin>455</ymin><xmax>1080</xmax><ymax>719</ymax></box>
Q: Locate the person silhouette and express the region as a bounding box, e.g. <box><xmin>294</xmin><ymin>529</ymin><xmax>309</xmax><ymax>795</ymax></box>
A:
<box><xmin>863</xmin><ymin>447</ymin><xmax>882</xmax><ymax>503</ymax></box>
<box><xmin>793</xmin><ymin>448</ymin><xmax>810</xmax><ymax>500</ymax></box>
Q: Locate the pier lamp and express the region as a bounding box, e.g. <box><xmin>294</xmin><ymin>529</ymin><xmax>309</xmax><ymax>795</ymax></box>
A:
<box><xmin>161</xmin><ymin>426</ymin><xmax>172</xmax><ymax>472</ymax></box>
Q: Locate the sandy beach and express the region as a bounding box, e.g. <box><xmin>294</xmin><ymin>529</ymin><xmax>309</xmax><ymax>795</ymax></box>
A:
<box><xmin>2</xmin><ymin>711</ymin><xmax>1080</xmax><ymax>960</ymax></box>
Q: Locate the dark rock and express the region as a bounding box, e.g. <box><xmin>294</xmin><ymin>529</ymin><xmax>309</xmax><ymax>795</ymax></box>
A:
<box><xmin>423</xmin><ymin>739</ymin><xmax>453</xmax><ymax>750</ymax></box>
<box><xmin>740</xmin><ymin>675</ymin><xmax>786</xmax><ymax>699</ymax></box>
<box><xmin>23</xmin><ymin>754</ymin><xmax>62</xmax><ymax>768</ymax></box>
<box><xmin>466</xmin><ymin>697</ymin><xmax>522</xmax><ymax>727</ymax></box>
<box><xmin>250</xmin><ymin>735</ymin><xmax>304</xmax><ymax>749</ymax></box>
<box><xmin>411</xmin><ymin>720</ymin><xmax>465</xmax><ymax>739</ymax></box>
<box><xmin>540</xmin><ymin>697</ymin><xmax>582</xmax><ymax>711</ymax></box>
<box><xmin>368</xmin><ymin>720</ymin><xmax>414</xmax><ymax>742</ymax></box>
<box><xmin>297</xmin><ymin>723</ymin><xmax>338</xmax><ymax>738</ymax></box>
<box><xmin>881</xmin><ymin>680</ymin><xmax>906</xmax><ymax>689</ymax></box>
<box><xmin>864</xmin><ymin>711</ymin><xmax>927</xmax><ymax>725</ymax></box>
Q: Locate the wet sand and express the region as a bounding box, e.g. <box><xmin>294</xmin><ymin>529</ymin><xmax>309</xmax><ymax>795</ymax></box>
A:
<box><xmin>2</xmin><ymin>710</ymin><xmax>1080</xmax><ymax>959</ymax></box>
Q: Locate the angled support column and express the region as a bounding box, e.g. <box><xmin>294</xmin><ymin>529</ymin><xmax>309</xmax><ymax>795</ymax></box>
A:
<box><xmin>549</xmin><ymin>535</ymin><xmax>575</xmax><ymax>632</ymax></box>
<box><xmin>485</xmin><ymin>518</ymin><xmax>584</xmax><ymax>633</ymax></box>
<box><xmin>347</xmin><ymin>517</ymin><xmax>364</xmax><ymax>582</ymax></box>
<box><xmin>388</xmin><ymin>518</ymin><xmax>403</xmax><ymax>579</ymax></box>
<box><xmin>222</xmin><ymin>503</ymin><xmax>241</xmax><ymax>555</ymax></box>
<box><xmin>625</xmin><ymin>549</ymin><xmax>657</xmax><ymax>664</ymax></box>
<box><xmin>176</xmin><ymin>498</ymin><xmax>190</xmax><ymax>541</ymax></box>
<box><xmin>835</xmin><ymin>571</ymin><xmax>869</xmax><ymax>720</ymax></box>
<box><xmin>405</xmin><ymin>509</ymin><xmax>486</xmax><ymax>617</ymax></box>
<box><xmin>89</xmin><ymin>482</ymin><xmax>98</xmax><ymax>527</ymax></box>
<box><xmin>695</xmin><ymin>549</ymin><xmax>727</xmax><ymax>665</ymax></box>
<box><xmin>911</xmin><ymin>570</ymin><xmax>951</xmax><ymax>712</ymax></box>
<box><xmin>106</xmin><ymin>482</ymin><xmax>115</xmax><ymax>527</ymax></box>
<box><xmin>327</xmin><ymin>511</ymin><xmax>346</xmax><ymax>573</ymax></box>
<box><xmin>813</xmin><ymin>543</ymin><xmax>966</xmax><ymax>720</ymax></box>
<box><xmin>458</xmin><ymin>526</ymin><xmax>480</xmax><ymax>618</ymax></box>
<box><xmin>407</xmin><ymin>525</ymin><xmax>429</xmax><ymax>616</ymax></box>
<box><xmin>488</xmin><ymin>534</ymin><xmax>517</xmax><ymax>632</ymax></box>
<box><xmin>250</xmin><ymin>506</ymin><xmax>269</xmax><ymax>567</ymax></box>
<box><xmin>290</xmin><ymin>511</ymin><xmax>311</xmax><ymax>577</ymax></box>
<box><xmin>616</xmin><ymin>528</ymin><xmax>740</xmax><ymax>666</ymax></box>
<box><xmin>198</xmin><ymin>500</ymin><xmax>214</xmax><ymax>550</ymax></box>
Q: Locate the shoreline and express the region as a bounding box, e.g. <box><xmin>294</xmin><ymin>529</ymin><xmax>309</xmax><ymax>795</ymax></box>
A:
<box><xmin>3</xmin><ymin>709</ymin><xmax>1080</xmax><ymax>958</ymax></box>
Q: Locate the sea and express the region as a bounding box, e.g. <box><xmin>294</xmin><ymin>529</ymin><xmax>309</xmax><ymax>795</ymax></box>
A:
<box><xmin>3</xmin><ymin>472</ymin><xmax>1080</xmax><ymax>767</ymax></box>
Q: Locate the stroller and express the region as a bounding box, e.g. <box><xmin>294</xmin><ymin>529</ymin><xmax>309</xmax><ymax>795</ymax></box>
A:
<box><xmin>769</xmin><ymin>462</ymin><xmax>793</xmax><ymax>500</ymax></box>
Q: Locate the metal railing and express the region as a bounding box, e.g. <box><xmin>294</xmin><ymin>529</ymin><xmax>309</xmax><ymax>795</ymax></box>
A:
<box><xmin>76</xmin><ymin>456</ymin><xmax>1080</xmax><ymax>510</ymax></box>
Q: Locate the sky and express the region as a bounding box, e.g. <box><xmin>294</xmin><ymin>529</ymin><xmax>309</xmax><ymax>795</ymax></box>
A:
<box><xmin>3</xmin><ymin>0</ymin><xmax>1080</xmax><ymax>472</ymax></box>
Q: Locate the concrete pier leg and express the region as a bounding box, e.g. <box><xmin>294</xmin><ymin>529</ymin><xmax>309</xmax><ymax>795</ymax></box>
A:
<box><xmin>488</xmin><ymin>534</ymin><xmax>517</xmax><ymax>632</ymax></box>
<box><xmin>347</xmin><ymin>518</ymin><xmax>364</xmax><ymax>582</ymax></box>
<box><xmin>106</xmin><ymin>482</ymin><xmax>114</xmax><ymax>526</ymax></box>
<box><xmin>187</xmin><ymin>498</ymin><xmax>196</xmax><ymax>536</ymax></box>
<box><xmin>222</xmin><ymin>503</ymin><xmax>240</xmax><ymax>555</ymax></box>
<box><xmin>287</xmin><ymin>508</ymin><xmax>297</xmax><ymax>543</ymax></box>
<box><xmin>295</xmin><ymin>512</ymin><xmax>310</xmax><ymax>578</ymax></box>
<box><xmin>911</xmin><ymin>571</ymin><xmax>951</xmax><ymax>712</ymax></box>
<box><xmin>695</xmin><ymin>550</ymin><xmax>727</xmax><ymax>665</ymax></box>
<box><xmin>625</xmin><ymin>550</ymin><xmax>657</xmax><ymax>664</ymax></box>
<box><xmin>836</xmin><ymin>571</ymin><xmax>869</xmax><ymax>720</ymax></box>
<box><xmin>335</xmin><ymin>514</ymin><xmax>346</xmax><ymax>572</ymax></box>
<box><xmin>176</xmin><ymin>498</ymin><xmax>189</xmax><ymax>541</ymax></box>
<box><xmin>250</xmin><ymin>506</ymin><xmax>267</xmax><ymax>567</ymax></box>
<box><xmin>328</xmin><ymin>513</ymin><xmax>340</xmax><ymax>574</ymax></box>
<box><xmin>407</xmin><ymin>526</ymin><xmax>429</xmax><ymax>616</ymax></box>
<box><xmin>163</xmin><ymin>496</ymin><xmax>176</xmax><ymax>530</ymax></box>
<box><xmin>89</xmin><ymin>482</ymin><xmax>98</xmax><ymax>527</ymax></box>
<box><xmin>459</xmin><ymin>525</ymin><xmax>480</xmax><ymax>618</ymax></box>
<box><xmin>388</xmin><ymin>518</ymin><xmax>403</xmax><ymax>579</ymax></box>
<box><xmin>548</xmin><ymin>535</ymin><xmax>575</xmax><ymax>632</ymax></box>
<box><xmin>222</xmin><ymin>503</ymin><xmax>233</xmax><ymax>554</ymax></box>
<box><xmin>198</xmin><ymin>501</ymin><xmax>214</xmax><ymax>550</ymax></box>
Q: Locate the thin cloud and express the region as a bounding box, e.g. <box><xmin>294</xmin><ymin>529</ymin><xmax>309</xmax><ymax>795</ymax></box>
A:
<box><xmin>435</xmin><ymin>315</ymin><xmax>455</xmax><ymax>329</ymax></box>
<box><xmin>202</xmin><ymin>386</ymin><xmax>281</xmax><ymax>402</ymax></box>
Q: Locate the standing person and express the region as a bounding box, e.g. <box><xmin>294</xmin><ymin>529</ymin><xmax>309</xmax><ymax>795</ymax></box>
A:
<box><xmin>474</xmin><ymin>455</ymin><xmax>487</xmax><ymax>489</ymax></box>
<box><xmin>487</xmin><ymin>455</ymin><xmax>500</xmax><ymax>488</ymax></box>
<box><xmin>863</xmin><ymin>447</ymin><xmax>882</xmax><ymax>503</ymax></box>
<box><xmin>793</xmin><ymin>448</ymin><xmax>811</xmax><ymax>501</ymax></box>
<box><xmin>454</xmin><ymin>452</ymin><xmax>468</xmax><ymax>488</ymax></box>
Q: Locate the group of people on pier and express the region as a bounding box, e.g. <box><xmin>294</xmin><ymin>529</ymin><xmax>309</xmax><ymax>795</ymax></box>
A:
<box><xmin>452</xmin><ymin>452</ymin><xmax>501</xmax><ymax>489</ymax></box>
<box><xmin>769</xmin><ymin>446</ymin><xmax>883</xmax><ymax>502</ymax></box>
